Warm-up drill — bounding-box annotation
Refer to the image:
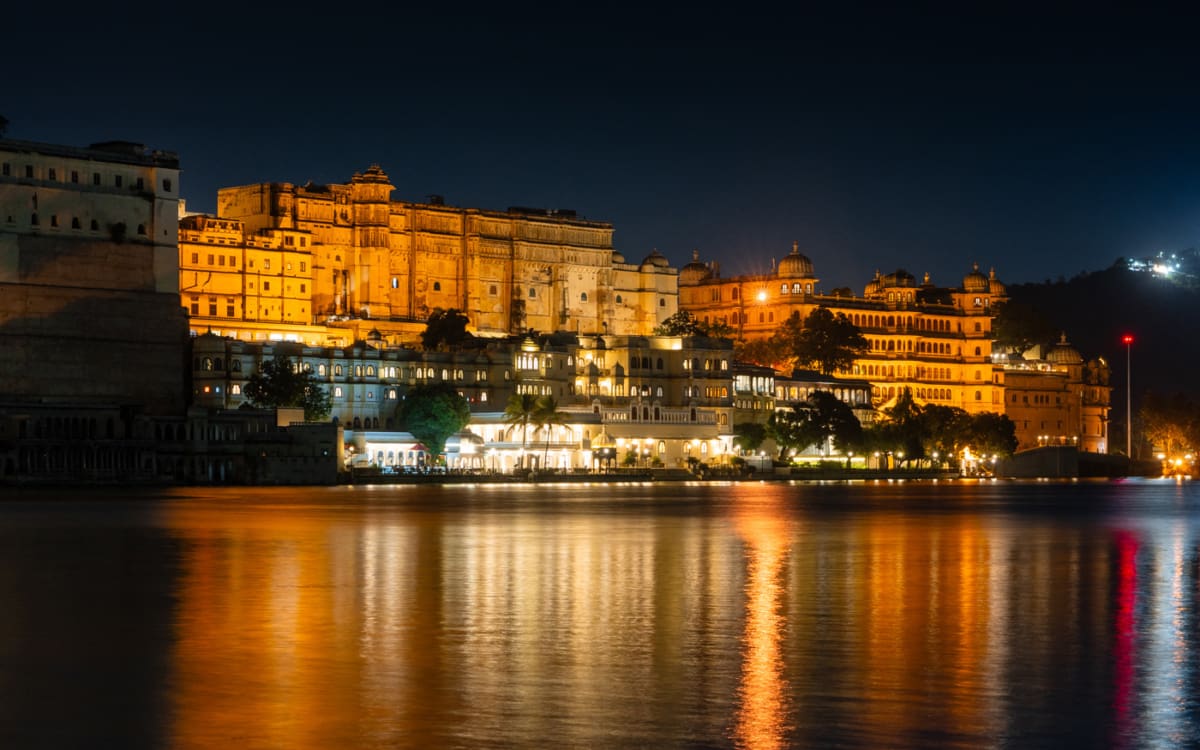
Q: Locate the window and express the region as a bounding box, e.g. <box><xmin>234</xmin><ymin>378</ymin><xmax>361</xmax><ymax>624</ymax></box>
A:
<box><xmin>300</xmin><ymin>261</ymin><xmax>306</xmax><ymax>272</ymax></box>
<box><xmin>30</xmin><ymin>213</ymin><xmax>38</xmax><ymax>226</ymax></box>
<box><xmin>263</xmin><ymin>282</ymin><xmax>270</xmax><ymax>291</ymax></box>
<box><xmin>231</xmin><ymin>384</ymin><xmax>241</xmax><ymax>395</ymax></box>
<box><xmin>490</xmin><ymin>284</ymin><xmax>498</xmax><ymax>295</ymax></box>
<box><xmin>226</xmin><ymin>299</ymin><xmax>235</xmax><ymax>316</ymax></box>
<box><xmin>392</xmin><ymin>277</ymin><xmax>399</xmax><ymax>288</ymax></box>
<box><xmin>163</xmin><ymin>179</ymin><xmax>172</xmax><ymax>192</ymax></box>
<box><xmin>93</xmin><ymin>173</ymin><xmax>101</xmax><ymax>185</ymax></box>
<box><xmin>189</xmin><ymin>297</ymin><xmax>199</xmax><ymax>315</ymax></box>
<box><xmin>580</xmin><ymin>292</ymin><xmax>588</xmax><ymax>302</ymax></box>
<box><xmin>135</xmin><ymin>177</ymin><xmax>144</xmax><ymax>190</ymax></box>
<box><xmin>71</xmin><ymin>217</ymin><xmax>80</xmax><ymax>229</ymax></box>
<box><xmin>433</xmin><ymin>281</ymin><xmax>441</xmax><ymax>291</ymax></box>
<box><xmin>230</xmin><ymin>256</ymin><xmax>236</xmax><ymax>267</ymax></box>
<box><xmin>90</xmin><ymin>219</ymin><xmax>99</xmax><ymax>231</ymax></box>
<box><xmin>48</xmin><ymin>168</ymin><xmax>57</xmax><ymax>181</ymax></box>
<box><xmin>114</xmin><ymin>175</ymin><xmax>122</xmax><ymax>188</ymax></box>
<box><xmin>25</xmin><ymin>165</ymin><xmax>33</xmax><ymax>178</ymax></box>
<box><xmin>50</xmin><ymin>215</ymin><xmax>58</xmax><ymax>227</ymax></box>
<box><xmin>300</xmin><ymin>284</ymin><xmax>306</xmax><ymax>293</ymax></box>
<box><xmin>334</xmin><ymin>387</ymin><xmax>343</xmax><ymax>397</ymax></box>
<box><xmin>136</xmin><ymin>224</ymin><xmax>146</xmax><ymax>235</ymax></box>
<box><xmin>0</xmin><ymin>163</ymin><xmax>7</xmax><ymax>176</ymax></box>
<box><xmin>529</xmin><ymin>287</ymin><xmax>537</xmax><ymax>298</ymax></box>
<box><xmin>208</xmin><ymin>299</ymin><xmax>217</xmax><ymax>316</ymax></box>
<box><xmin>615</xmin><ymin>294</ymin><xmax>622</xmax><ymax>304</ymax></box>
<box><xmin>659</xmin><ymin>298</ymin><xmax>666</xmax><ymax>306</ymax></box>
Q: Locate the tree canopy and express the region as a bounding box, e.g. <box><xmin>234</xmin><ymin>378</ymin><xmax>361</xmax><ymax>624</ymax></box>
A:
<box><xmin>733</xmin><ymin>422</ymin><xmax>767</xmax><ymax>454</ymax></box>
<box><xmin>420</xmin><ymin>308</ymin><xmax>473</xmax><ymax>350</ymax></box>
<box><xmin>767</xmin><ymin>390</ymin><xmax>863</xmax><ymax>459</ymax></box>
<box><xmin>862</xmin><ymin>388</ymin><xmax>1017</xmax><ymax>468</ymax></box>
<box><xmin>243</xmin><ymin>355</ymin><xmax>332</xmax><ymax>422</ymax></box>
<box><xmin>790</xmin><ymin>306</ymin><xmax>869</xmax><ymax>375</ymax></box>
<box><xmin>992</xmin><ymin>299</ymin><xmax>1058</xmax><ymax>354</ymax></box>
<box><xmin>396</xmin><ymin>381</ymin><xmax>471</xmax><ymax>460</ymax></box>
<box><xmin>654</xmin><ymin>309</ymin><xmax>733</xmax><ymax>338</ymax></box>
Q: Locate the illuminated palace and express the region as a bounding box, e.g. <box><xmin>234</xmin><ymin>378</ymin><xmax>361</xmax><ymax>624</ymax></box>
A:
<box><xmin>678</xmin><ymin>244</ymin><xmax>1110</xmax><ymax>453</ymax></box>
<box><xmin>178</xmin><ymin>166</ymin><xmax>678</xmax><ymax>345</ymax></box>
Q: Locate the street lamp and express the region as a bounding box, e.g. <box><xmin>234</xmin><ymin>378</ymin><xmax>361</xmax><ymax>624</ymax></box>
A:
<box><xmin>1122</xmin><ymin>334</ymin><xmax>1134</xmax><ymax>457</ymax></box>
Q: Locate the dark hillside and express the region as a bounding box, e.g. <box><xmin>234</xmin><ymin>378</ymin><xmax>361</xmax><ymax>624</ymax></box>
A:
<box><xmin>1005</xmin><ymin>263</ymin><xmax>1200</xmax><ymax>417</ymax></box>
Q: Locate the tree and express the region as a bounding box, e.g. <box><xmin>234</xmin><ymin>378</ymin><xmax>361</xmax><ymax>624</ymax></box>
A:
<box><xmin>919</xmin><ymin>404</ymin><xmax>971</xmax><ymax>468</ymax></box>
<box><xmin>533</xmin><ymin>395</ymin><xmax>568</xmax><ymax>470</ymax></box>
<box><xmin>654</xmin><ymin>309</ymin><xmax>733</xmax><ymax>338</ymax></box>
<box><xmin>396</xmin><ymin>381</ymin><xmax>471</xmax><ymax>461</ymax></box>
<box><xmin>992</xmin><ymin>299</ymin><xmax>1057</xmax><ymax>354</ymax></box>
<box><xmin>503</xmin><ymin>393</ymin><xmax>540</xmax><ymax>468</ymax></box>
<box><xmin>421</xmin><ymin>308</ymin><xmax>472</xmax><ymax>350</ymax></box>
<box><xmin>733</xmin><ymin>422</ymin><xmax>767</xmax><ymax>454</ymax></box>
<box><xmin>243</xmin><ymin>355</ymin><xmax>332</xmax><ymax>422</ymax></box>
<box><xmin>1140</xmin><ymin>391</ymin><xmax>1200</xmax><ymax>458</ymax></box>
<box><xmin>963</xmin><ymin>412</ymin><xmax>1018</xmax><ymax>458</ymax></box>
<box><xmin>734</xmin><ymin>337</ymin><xmax>791</xmax><ymax>371</ymax></box>
<box><xmin>791</xmin><ymin>306</ymin><xmax>869</xmax><ymax>376</ymax></box>
<box><xmin>768</xmin><ymin>392</ymin><xmax>863</xmax><ymax>460</ymax></box>
<box><xmin>654</xmin><ymin>310</ymin><xmax>704</xmax><ymax>336</ymax></box>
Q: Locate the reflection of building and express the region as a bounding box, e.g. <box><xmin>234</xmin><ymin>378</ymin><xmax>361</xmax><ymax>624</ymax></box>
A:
<box><xmin>178</xmin><ymin>167</ymin><xmax>678</xmax><ymax>345</ymax></box>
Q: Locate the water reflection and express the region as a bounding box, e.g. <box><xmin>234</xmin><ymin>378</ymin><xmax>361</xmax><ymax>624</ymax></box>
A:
<box><xmin>2</xmin><ymin>481</ymin><xmax>1199</xmax><ymax>749</ymax></box>
<box><xmin>732</xmin><ymin>494</ymin><xmax>793</xmax><ymax>749</ymax></box>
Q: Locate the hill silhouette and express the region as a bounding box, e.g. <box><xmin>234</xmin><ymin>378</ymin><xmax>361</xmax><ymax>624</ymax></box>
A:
<box><xmin>1003</xmin><ymin>261</ymin><xmax>1200</xmax><ymax>421</ymax></box>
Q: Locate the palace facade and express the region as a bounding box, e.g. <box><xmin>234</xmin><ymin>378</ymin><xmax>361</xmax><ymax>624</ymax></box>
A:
<box><xmin>678</xmin><ymin>243</ymin><xmax>1110</xmax><ymax>452</ymax></box>
<box><xmin>178</xmin><ymin>167</ymin><xmax>677</xmax><ymax>346</ymax></box>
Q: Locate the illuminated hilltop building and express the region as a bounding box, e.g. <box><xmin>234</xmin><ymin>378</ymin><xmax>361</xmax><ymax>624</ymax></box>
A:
<box><xmin>679</xmin><ymin>244</ymin><xmax>1111</xmax><ymax>452</ymax></box>
<box><xmin>178</xmin><ymin>166</ymin><xmax>677</xmax><ymax>345</ymax></box>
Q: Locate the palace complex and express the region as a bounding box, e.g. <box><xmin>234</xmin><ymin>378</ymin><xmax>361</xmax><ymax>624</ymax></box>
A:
<box><xmin>677</xmin><ymin>243</ymin><xmax>1111</xmax><ymax>453</ymax></box>
<box><xmin>177</xmin><ymin>166</ymin><xmax>677</xmax><ymax>346</ymax></box>
<box><xmin>0</xmin><ymin>137</ymin><xmax>1115</xmax><ymax>482</ymax></box>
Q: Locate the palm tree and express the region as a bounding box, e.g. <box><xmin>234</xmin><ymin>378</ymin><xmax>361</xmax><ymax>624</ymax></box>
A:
<box><xmin>533</xmin><ymin>395</ymin><xmax>567</xmax><ymax>471</ymax></box>
<box><xmin>503</xmin><ymin>393</ymin><xmax>540</xmax><ymax>469</ymax></box>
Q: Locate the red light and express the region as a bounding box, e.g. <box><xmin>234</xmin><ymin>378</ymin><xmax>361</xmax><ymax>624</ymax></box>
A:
<box><xmin>1122</xmin><ymin>334</ymin><xmax>1134</xmax><ymax>345</ymax></box>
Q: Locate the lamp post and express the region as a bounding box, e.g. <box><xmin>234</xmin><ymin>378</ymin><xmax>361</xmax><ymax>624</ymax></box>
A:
<box><xmin>1122</xmin><ymin>334</ymin><xmax>1134</xmax><ymax>458</ymax></box>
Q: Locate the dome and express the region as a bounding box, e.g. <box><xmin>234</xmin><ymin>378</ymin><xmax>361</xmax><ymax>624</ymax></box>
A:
<box><xmin>863</xmin><ymin>270</ymin><xmax>882</xmax><ymax>297</ymax></box>
<box><xmin>987</xmin><ymin>267</ymin><xmax>1006</xmax><ymax>296</ymax></box>
<box><xmin>679</xmin><ymin>249</ymin><xmax>713</xmax><ymax>285</ymax></box>
<box><xmin>611</xmin><ymin>249</ymin><xmax>626</xmax><ymax>264</ymax></box>
<box><xmin>963</xmin><ymin>262</ymin><xmax>989</xmax><ymax>292</ymax></box>
<box><xmin>639</xmin><ymin>249</ymin><xmax>670</xmax><ymax>269</ymax></box>
<box><xmin>881</xmin><ymin>268</ymin><xmax>916</xmax><ymax>287</ymax></box>
<box><xmin>1046</xmin><ymin>333</ymin><xmax>1084</xmax><ymax>365</ymax></box>
<box><xmin>776</xmin><ymin>240</ymin><xmax>815</xmax><ymax>278</ymax></box>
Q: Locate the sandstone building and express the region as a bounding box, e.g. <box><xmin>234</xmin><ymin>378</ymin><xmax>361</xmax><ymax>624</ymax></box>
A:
<box><xmin>178</xmin><ymin>166</ymin><xmax>677</xmax><ymax>345</ymax></box>
<box><xmin>678</xmin><ymin>243</ymin><xmax>1110</xmax><ymax>452</ymax></box>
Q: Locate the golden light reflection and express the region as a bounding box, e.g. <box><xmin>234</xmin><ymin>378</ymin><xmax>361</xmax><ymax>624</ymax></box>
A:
<box><xmin>732</xmin><ymin>496</ymin><xmax>794</xmax><ymax>750</ymax></box>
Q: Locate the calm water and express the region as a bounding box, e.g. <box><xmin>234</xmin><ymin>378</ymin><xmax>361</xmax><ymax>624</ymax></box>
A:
<box><xmin>1</xmin><ymin>479</ymin><xmax>1198</xmax><ymax>749</ymax></box>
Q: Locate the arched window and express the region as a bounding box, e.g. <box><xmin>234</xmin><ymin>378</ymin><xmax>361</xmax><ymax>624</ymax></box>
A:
<box><xmin>433</xmin><ymin>281</ymin><xmax>441</xmax><ymax>291</ymax></box>
<box><xmin>202</xmin><ymin>357</ymin><xmax>213</xmax><ymax>371</ymax></box>
<box><xmin>656</xmin><ymin>357</ymin><xmax>663</xmax><ymax>370</ymax></box>
<box><xmin>656</xmin><ymin>386</ymin><xmax>663</xmax><ymax>397</ymax></box>
<box><xmin>580</xmin><ymin>292</ymin><xmax>588</xmax><ymax>302</ymax></box>
<box><xmin>615</xmin><ymin>294</ymin><xmax>623</xmax><ymax>304</ymax></box>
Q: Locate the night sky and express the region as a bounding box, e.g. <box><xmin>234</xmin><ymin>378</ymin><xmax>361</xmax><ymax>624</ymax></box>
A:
<box><xmin>7</xmin><ymin>8</ymin><xmax>1198</xmax><ymax>290</ymax></box>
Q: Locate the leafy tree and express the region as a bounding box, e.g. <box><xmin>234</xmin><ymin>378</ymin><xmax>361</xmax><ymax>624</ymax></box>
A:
<box><xmin>1139</xmin><ymin>391</ymin><xmax>1200</xmax><ymax>457</ymax></box>
<box><xmin>919</xmin><ymin>404</ymin><xmax>971</xmax><ymax>467</ymax></box>
<box><xmin>963</xmin><ymin>411</ymin><xmax>1019</xmax><ymax>458</ymax></box>
<box><xmin>864</xmin><ymin>387</ymin><xmax>926</xmax><ymax>465</ymax></box>
<box><xmin>396</xmin><ymin>381</ymin><xmax>471</xmax><ymax>460</ymax></box>
<box><xmin>768</xmin><ymin>392</ymin><xmax>863</xmax><ymax>459</ymax></box>
<box><xmin>734</xmin><ymin>337</ymin><xmax>791</xmax><ymax>371</ymax></box>
<box><xmin>766</xmin><ymin>407</ymin><xmax>813</xmax><ymax>460</ymax></box>
<box><xmin>243</xmin><ymin>355</ymin><xmax>332</xmax><ymax>422</ymax></box>
<box><xmin>503</xmin><ymin>392</ymin><xmax>540</xmax><ymax>467</ymax></box>
<box><xmin>733</xmin><ymin>422</ymin><xmax>767</xmax><ymax>453</ymax></box>
<box><xmin>791</xmin><ymin>306</ymin><xmax>869</xmax><ymax>376</ymax></box>
<box><xmin>992</xmin><ymin>299</ymin><xmax>1057</xmax><ymax>354</ymax></box>
<box><xmin>654</xmin><ymin>309</ymin><xmax>733</xmax><ymax>338</ymax></box>
<box><xmin>420</xmin><ymin>308</ymin><xmax>472</xmax><ymax>350</ymax></box>
<box><xmin>533</xmin><ymin>395</ymin><xmax>568</xmax><ymax>469</ymax></box>
<box><xmin>509</xmin><ymin>297</ymin><xmax>526</xmax><ymax>333</ymax></box>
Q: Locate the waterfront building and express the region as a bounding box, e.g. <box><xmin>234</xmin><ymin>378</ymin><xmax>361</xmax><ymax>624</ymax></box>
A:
<box><xmin>680</xmin><ymin>244</ymin><xmax>1004</xmax><ymax>414</ymax></box>
<box><xmin>995</xmin><ymin>335</ymin><xmax>1111</xmax><ymax>453</ymax></box>
<box><xmin>188</xmin><ymin>330</ymin><xmax>738</xmax><ymax>474</ymax></box>
<box><xmin>178</xmin><ymin>167</ymin><xmax>678</xmax><ymax>345</ymax></box>
<box><xmin>0</xmin><ymin>138</ymin><xmax>189</xmax><ymax>414</ymax></box>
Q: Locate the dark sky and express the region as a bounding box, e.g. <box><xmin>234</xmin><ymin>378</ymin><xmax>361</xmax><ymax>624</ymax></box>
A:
<box><xmin>7</xmin><ymin>7</ymin><xmax>1198</xmax><ymax>289</ymax></box>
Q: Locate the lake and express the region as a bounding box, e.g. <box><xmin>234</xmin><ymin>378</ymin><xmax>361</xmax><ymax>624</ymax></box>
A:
<box><xmin>1</xmin><ymin>478</ymin><xmax>1197</xmax><ymax>749</ymax></box>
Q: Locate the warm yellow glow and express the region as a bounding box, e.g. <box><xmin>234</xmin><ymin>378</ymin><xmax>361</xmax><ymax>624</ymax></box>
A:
<box><xmin>756</xmin><ymin>290</ymin><xmax>768</xmax><ymax>303</ymax></box>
